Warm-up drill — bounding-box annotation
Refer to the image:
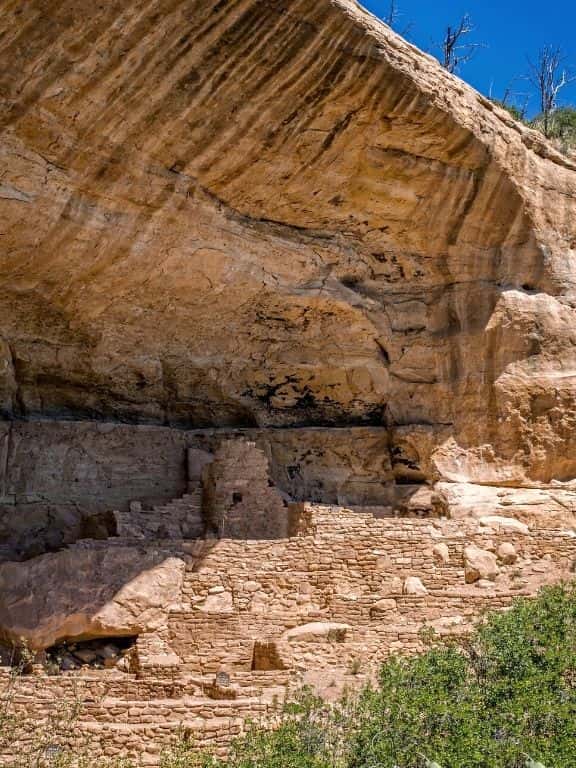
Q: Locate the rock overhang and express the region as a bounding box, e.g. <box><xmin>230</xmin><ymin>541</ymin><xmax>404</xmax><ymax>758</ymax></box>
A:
<box><xmin>0</xmin><ymin>0</ymin><xmax>575</xmax><ymax>480</ymax></box>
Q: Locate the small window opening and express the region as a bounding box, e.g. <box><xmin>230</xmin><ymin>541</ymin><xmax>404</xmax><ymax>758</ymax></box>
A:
<box><xmin>44</xmin><ymin>636</ymin><xmax>137</xmax><ymax>674</ymax></box>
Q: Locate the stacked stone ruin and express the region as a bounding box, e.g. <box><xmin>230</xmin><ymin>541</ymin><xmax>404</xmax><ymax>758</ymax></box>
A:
<box><xmin>2</xmin><ymin>436</ymin><xmax>576</xmax><ymax>765</ymax></box>
<box><xmin>202</xmin><ymin>441</ymin><xmax>290</xmax><ymax>539</ymax></box>
<box><xmin>114</xmin><ymin>486</ymin><xmax>205</xmax><ymax>541</ymax></box>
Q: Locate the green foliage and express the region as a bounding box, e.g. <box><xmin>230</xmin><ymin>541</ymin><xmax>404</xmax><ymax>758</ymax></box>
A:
<box><xmin>489</xmin><ymin>98</ymin><xmax>576</xmax><ymax>154</ymax></box>
<box><xmin>161</xmin><ymin>737</ymin><xmax>220</xmax><ymax>768</ymax></box>
<box><xmin>349</xmin><ymin>583</ymin><xmax>576</xmax><ymax>767</ymax></box>
<box><xmin>188</xmin><ymin>584</ymin><xmax>575</xmax><ymax>768</ymax></box>
<box><xmin>222</xmin><ymin>689</ymin><xmax>356</xmax><ymax>768</ymax></box>
<box><xmin>531</xmin><ymin>107</ymin><xmax>576</xmax><ymax>151</ymax></box>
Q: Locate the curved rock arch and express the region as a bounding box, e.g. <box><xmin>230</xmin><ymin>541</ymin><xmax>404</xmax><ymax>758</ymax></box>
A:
<box><xmin>0</xmin><ymin>0</ymin><xmax>575</xmax><ymax>483</ymax></box>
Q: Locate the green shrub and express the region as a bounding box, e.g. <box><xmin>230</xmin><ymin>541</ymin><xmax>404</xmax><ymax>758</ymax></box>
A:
<box><xmin>349</xmin><ymin>584</ymin><xmax>576</xmax><ymax>767</ymax></box>
<box><xmin>531</xmin><ymin>107</ymin><xmax>576</xmax><ymax>152</ymax></box>
<box><xmin>489</xmin><ymin>99</ymin><xmax>576</xmax><ymax>155</ymax></box>
<box><xmin>221</xmin><ymin>689</ymin><xmax>355</xmax><ymax>768</ymax></box>
<box><xmin>161</xmin><ymin>738</ymin><xmax>220</xmax><ymax>768</ymax></box>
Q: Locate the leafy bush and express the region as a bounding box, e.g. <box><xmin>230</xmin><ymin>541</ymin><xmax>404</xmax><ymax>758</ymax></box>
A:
<box><xmin>531</xmin><ymin>107</ymin><xmax>576</xmax><ymax>152</ymax></box>
<box><xmin>161</xmin><ymin>738</ymin><xmax>221</xmax><ymax>768</ymax></box>
<box><xmin>350</xmin><ymin>583</ymin><xmax>576</xmax><ymax>767</ymax></box>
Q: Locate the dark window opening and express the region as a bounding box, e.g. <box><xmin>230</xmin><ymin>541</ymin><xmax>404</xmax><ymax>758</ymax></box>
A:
<box><xmin>232</xmin><ymin>492</ymin><xmax>243</xmax><ymax>505</ymax></box>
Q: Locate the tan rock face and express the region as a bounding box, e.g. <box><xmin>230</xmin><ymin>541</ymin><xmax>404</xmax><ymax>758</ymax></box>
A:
<box><xmin>0</xmin><ymin>549</ymin><xmax>185</xmax><ymax>650</ymax></box>
<box><xmin>437</xmin><ymin>483</ymin><xmax>576</xmax><ymax>529</ymax></box>
<box><xmin>0</xmin><ymin>0</ymin><xmax>575</xmax><ymax>492</ymax></box>
<box><xmin>2</xmin><ymin>4</ymin><xmax>576</xmax><ymax>761</ymax></box>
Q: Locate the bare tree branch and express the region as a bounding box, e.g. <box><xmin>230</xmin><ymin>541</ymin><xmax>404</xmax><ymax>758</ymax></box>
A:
<box><xmin>439</xmin><ymin>14</ymin><xmax>485</xmax><ymax>74</ymax></box>
<box><xmin>384</xmin><ymin>1</ymin><xmax>413</xmax><ymax>38</ymax></box>
<box><xmin>496</xmin><ymin>77</ymin><xmax>532</xmax><ymax>120</ymax></box>
<box><xmin>527</xmin><ymin>45</ymin><xmax>576</xmax><ymax>137</ymax></box>
<box><xmin>385</xmin><ymin>0</ymin><xmax>399</xmax><ymax>28</ymax></box>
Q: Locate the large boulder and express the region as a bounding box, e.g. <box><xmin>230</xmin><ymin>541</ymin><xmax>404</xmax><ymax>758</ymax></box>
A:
<box><xmin>403</xmin><ymin>577</ymin><xmax>429</xmax><ymax>596</ymax></box>
<box><xmin>432</xmin><ymin>543</ymin><xmax>451</xmax><ymax>564</ymax></box>
<box><xmin>436</xmin><ymin>483</ymin><xmax>576</xmax><ymax>529</ymax></box>
<box><xmin>497</xmin><ymin>542</ymin><xmax>518</xmax><ymax>565</ymax></box>
<box><xmin>464</xmin><ymin>545</ymin><xmax>499</xmax><ymax>584</ymax></box>
<box><xmin>284</xmin><ymin>622</ymin><xmax>351</xmax><ymax>643</ymax></box>
<box><xmin>0</xmin><ymin>548</ymin><xmax>185</xmax><ymax>650</ymax></box>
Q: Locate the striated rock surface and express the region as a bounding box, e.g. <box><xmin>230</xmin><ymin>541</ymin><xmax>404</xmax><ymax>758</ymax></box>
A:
<box><xmin>436</xmin><ymin>482</ymin><xmax>576</xmax><ymax>529</ymax></box>
<box><xmin>0</xmin><ymin>0</ymin><xmax>575</xmax><ymax>494</ymax></box>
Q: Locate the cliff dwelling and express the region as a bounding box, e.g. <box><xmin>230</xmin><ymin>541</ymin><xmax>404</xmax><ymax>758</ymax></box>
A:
<box><xmin>0</xmin><ymin>0</ymin><xmax>576</xmax><ymax>764</ymax></box>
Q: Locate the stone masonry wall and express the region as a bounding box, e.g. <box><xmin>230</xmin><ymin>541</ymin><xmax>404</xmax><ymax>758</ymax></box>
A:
<box><xmin>203</xmin><ymin>441</ymin><xmax>289</xmax><ymax>539</ymax></box>
<box><xmin>114</xmin><ymin>485</ymin><xmax>204</xmax><ymax>540</ymax></box>
<box><xmin>0</xmin><ymin>421</ymin><xmax>394</xmax><ymax>559</ymax></box>
<box><xmin>2</xmin><ymin>505</ymin><xmax>575</xmax><ymax>766</ymax></box>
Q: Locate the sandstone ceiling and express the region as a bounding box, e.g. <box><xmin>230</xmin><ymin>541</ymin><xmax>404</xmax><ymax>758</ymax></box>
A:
<box><xmin>1</xmin><ymin>0</ymin><xmax>576</xmax><ymax>484</ymax></box>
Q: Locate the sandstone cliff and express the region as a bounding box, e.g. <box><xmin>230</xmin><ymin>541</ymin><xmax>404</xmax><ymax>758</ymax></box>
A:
<box><xmin>2</xmin><ymin>2</ymin><xmax>576</xmax><ymax>764</ymax></box>
<box><xmin>1</xmin><ymin>0</ymin><xmax>575</xmax><ymax>490</ymax></box>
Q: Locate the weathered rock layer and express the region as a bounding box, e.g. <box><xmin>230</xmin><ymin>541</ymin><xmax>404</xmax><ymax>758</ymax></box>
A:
<box><xmin>1</xmin><ymin>0</ymin><xmax>576</xmax><ymax>489</ymax></box>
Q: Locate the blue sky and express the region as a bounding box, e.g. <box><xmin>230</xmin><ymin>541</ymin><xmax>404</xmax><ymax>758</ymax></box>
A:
<box><xmin>361</xmin><ymin>0</ymin><xmax>576</xmax><ymax>115</ymax></box>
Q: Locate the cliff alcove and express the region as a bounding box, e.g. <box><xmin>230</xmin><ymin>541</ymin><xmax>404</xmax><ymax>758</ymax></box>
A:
<box><xmin>1</xmin><ymin>0</ymin><xmax>576</xmax><ymax>764</ymax></box>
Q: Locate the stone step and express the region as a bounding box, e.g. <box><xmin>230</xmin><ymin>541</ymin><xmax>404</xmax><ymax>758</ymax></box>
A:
<box><xmin>153</xmin><ymin>508</ymin><xmax>202</xmax><ymax>516</ymax></box>
<box><xmin>155</xmin><ymin>500</ymin><xmax>202</xmax><ymax>510</ymax></box>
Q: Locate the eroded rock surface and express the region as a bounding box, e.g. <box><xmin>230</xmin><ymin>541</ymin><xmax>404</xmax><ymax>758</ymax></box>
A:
<box><xmin>0</xmin><ymin>549</ymin><xmax>185</xmax><ymax>649</ymax></box>
<box><xmin>0</xmin><ymin>0</ymin><xmax>575</xmax><ymax>490</ymax></box>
